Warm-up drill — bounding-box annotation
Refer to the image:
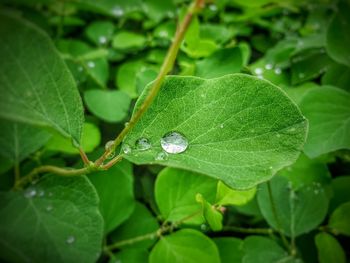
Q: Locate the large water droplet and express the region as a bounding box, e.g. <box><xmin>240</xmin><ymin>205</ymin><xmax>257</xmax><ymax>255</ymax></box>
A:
<box><xmin>66</xmin><ymin>236</ymin><xmax>75</xmax><ymax>245</ymax></box>
<box><xmin>160</xmin><ymin>131</ymin><xmax>188</xmax><ymax>154</ymax></box>
<box><xmin>112</xmin><ymin>6</ymin><xmax>124</xmax><ymax>17</ymax></box>
<box><xmin>135</xmin><ymin>138</ymin><xmax>151</xmax><ymax>151</ymax></box>
<box><xmin>254</xmin><ymin>68</ymin><xmax>263</xmax><ymax>75</ymax></box>
<box><xmin>24</xmin><ymin>187</ymin><xmax>37</xmax><ymax>198</ymax></box>
<box><xmin>98</xmin><ymin>36</ymin><xmax>107</xmax><ymax>44</ymax></box>
<box><xmin>122</xmin><ymin>144</ymin><xmax>132</xmax><ymax>154</ymax></box>
<box><xmin>155</xmin><ymin>151</ymin><xmax>168</xmax><ymax>161</ymax></box>
<box><xmin>87</xmin><ymin>61</ymin><xmax>95</xmax><ymax>68</ymax></box>
<box><xmin>265</xmin><ymin>64</ymin><xmax>273</xmax><ymax>70</ymax></box>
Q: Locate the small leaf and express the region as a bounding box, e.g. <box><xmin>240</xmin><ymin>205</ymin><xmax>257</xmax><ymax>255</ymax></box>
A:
<box><xmin>109</xmin><ymin>248</ymin><xmax>149</xmax><ymax>263</ymax></box>
<box><xmin>326</xmin><ymin>1</ymin><xmax>350</xmax><ymax>67</ymax></box>
<box><xmin>123</xmin><ymin>74</ymin><xmax>307</xmax><ymax>189</ymax></box>
<box><xmin>257</xmin><ymin>175</ymin><xmax>329</xmax><ymax>237</ymax></box>
<box><xmin>0</xmin><ymin>175</ymin><xmax>103</xmax><ymax>263</ymax></box>
<box><xmin>155</xmin><ymin>168</ymin><xmax>217</xmax><ymax>224</ymax></box>
<box><xmin>243</xmin><ymin>236</ymin><xmax>295</xmax><ymax>263</ymax></box>
<box><xmin>0</xmin><ymin>119</ymin><xmax>51</xmax><ymax>162</ymax></box>
<box><xmin>0</xmin><ymin>13</ymin><xmax>84</xmax><ymax>145</ymax></box>
<box><xmin>300</xmin><ymin>86</ymin><xmax>350</xmax><ymax>158</ymax></box>
<box><xmin>215</xmin><ymin>181</ymin><xmax>256</xmax><ymax>206</ymax></box>
<box><xmin>112</xmin><ymin>31</ymin><xmax>147</xmax><ymax>50</ymax></box>
<box><xmin>196</xmin><ymin>193</ymin><xmax>223</xmax><ymax>231</ymax></box>
<box><xmin>149</xmin><ymin>229</ymin><xmax>220</xmax><ymax>263</ymax></box>
<box><xmin>110</xmin><ymin>202</ymin><xmax>159</xmax><ymax>249</ymax></box>
<box><xmin>84</xmin><ymin>90</ymin><xmax>131</xmax><ymax>123</ymax></box>
<box><xmin>85</xmin><ymin>21</ymin><xmax>114</xmax><ymax>46</ymax></box>
<box><xmin>315</xmin><ymin>232</ymin><xmax>346</xmax><ymax>263</ymax></box>
<box><xmin>329</xmin><ymin>176</ymin><xmax>350</xmax><ymax>213</ymax></box>
<box><xmin>88</xmin><ymin>160</ymin><xmax>135</xmax><ymax>233</ymax></box>
<box><xmin>46</xmin><ymin>122</ymin><xmax>101</xmax><ymax>154</ymax></box>
<box><xmin>213</xmin><ymin>237</ymin><xmax>244</xmax><ymax>263</ymax></box>
<box><xmin>322</xmin><ymin>63</ymin><xmax>350</xmax><ymax>91</ymax></box>
<box><xmin>329</xmin><ymin>201</ymin><xmax>350</xmax><ymax>236</ymax></box>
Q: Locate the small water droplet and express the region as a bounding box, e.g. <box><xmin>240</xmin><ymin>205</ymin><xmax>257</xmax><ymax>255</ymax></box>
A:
<box><xmin>160</xmin><ymin>131</ymin><xmax>188</xmax><ymax>154</ymax></box>
<box><xmin>254</xmin><ymin>68</ymin><xmax>263</xmax><ymax>75</ymax></box>
<box><xmin>87</xmin><ymin>61</ymin><xmax>95</xmax><ymax>68</ymax></box>
<box><xmin>314</xmin><ymin>189</ymin><xmax>319</xmax><ymax>195</ymax></box>
<box><xmin>269</xmin><ymin>166</ymin><xmax>273</xmax><ymax>170</ymax></box>
<box><xmin>298</xmin><ymin>72</ymin><xmax>305</xmax><ymax>79</ymax></box>
<box><xmin>265</xmin><ymin>64</ymin><xmax>273</xmax><ymax>70</ymax></box>
<box><xmin>38</xmin><ymin>190</ymin><xmax>45</xmax><ymax>197</ymax></box>
<box><xmin>155</xmin><ymin>151</ymin><xmax>168</xmax><ymax>161</ymax></box>
<box><xmin>219</xmin><ymin>123</ymin><xmax>224</xmax><ymax>129</ymax></box>
<box><xmin>105</xmin><ymin>140</ymin><xmax>114</xmax><ymax>151</ymax></box>
<box><xmin>24</xmin><ymin>187</ymin><xmax>37</xmax><ymax>198</ymax></box>
<box><xmin>200</xmin><ymin>93</ymin><xmax>205</xmax><ymax>98</ymax></box>
<box><xmin>257</xmin><ymin>75</ymin><xmax>264</xmax><ymax>79</ymax></box>
<box><xmin>276</xmin><ymin>133</ymin><xmax>281</xmax><ymax>138</ymax></box>
<box><xmin>112</xmin><ymin>6</ymin><xmax>124</xmax><ymax>17</ymax></box>
<box><xmin>46</xmin><ymin>205</ymin><xmax>53</xmax><ymax>212</ymax></box>
<box><xmin>66</xmin><ymin>236</ymin><xmax>75</xmax><ymax>244</ymax></box>
<box><xmin>209</xmin><ymin>4</ymin><xmax>218</xmax><ymax>11</ymax></box>
<box><xmin>98</xmin><ymin>36</ymin><xmax>107</xmax><ymax>44</ymax></box>
<box><xmin>200</xmin><ymin>224</ymin><xmax>208</xmax><ymax>231</ymax></box>
<box><xmin>122</xmin><ymin>144</ymin><xmax>132</xmax><ymax>154</ymax></box>
<box><xmin>158</xmin><ymin>30</ymin><xmax>169</xmax><ymax>38</ymax></box>
<box><xmin>274</xmin><ymin>68</ymin><xmax>282</xmax><ymax>74</ymax></box>
<box><xmin>135</xmin><ymin>138</ymin><xmax>151</xmax><ymax>151</ymax></box>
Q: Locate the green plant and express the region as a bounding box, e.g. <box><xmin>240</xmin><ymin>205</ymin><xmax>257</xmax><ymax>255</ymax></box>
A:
<box><xmin>0</xmin><ymin>0</ymin><xmax>349</xmax><ymax>262</ymax></box>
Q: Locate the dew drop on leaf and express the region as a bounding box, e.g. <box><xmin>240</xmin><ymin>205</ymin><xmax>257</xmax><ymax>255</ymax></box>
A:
<box><xmin>122</xmin><ymin>144</ymin><xmax>132</xmax><ymax>154</ymax></box>
<box><xmin>66</xmin><ymin>235</ymin><xmax>75</xmax><ymax>245</ymax></box>
<box><xmin>155</xmin><ymin>151</ymin><xmax>168</xmax><ymax>161</ymax></box>
<box><xmin>254</xmin><ymin>68</ymin><xmax>263</xmax><ymax>75</ymax></box>
<box><xmin>112</xmin><ymin>6</ymin><xmax>124</xmax><ymax>17</ymax></box>
<box><xmin>24</xmin><ymin>187</ymin><xmax>37</xmax><ymax>198</ymax></box>
<box><xmin>38</xmin><ymin>190</ymin><xmax>45</xmax><ymax>197</ymax></box>
<box><xmin>274</xmin><ymin>68</ymin><xmax>282</xmax><ymax>74</ymax></box>
<box><xmin>87</xmin><ymin>61</ymin><xmax>95</xmax><ymax>68</ymax></box>
<box><xmin>135</xmin><ymin>138</ymin><xmax>151</xmax><ymax>151</ymax></box>
<box><xmin>105</xmin><ymin>140</ymin><xmax>114</xmax><ymax>151</ymax></box>
<box><xmin>160</xmin><ymin>131</ymin><xmax>188</xmax><ymax>154</ymax></box>
<box><xmin>265</xmin><ymin>64</ymin><xmax>273</xmax><ymax>70</ymax></box>
<box><xmin>98</xmin><ymin>36</ymin><xmax>107</xmax><ymax>44</ymax></box>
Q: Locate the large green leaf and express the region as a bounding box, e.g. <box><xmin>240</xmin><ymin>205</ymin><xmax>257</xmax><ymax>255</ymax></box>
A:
<box><xmin>329</xmin><ymin>202</ymin><xmax>350</xmax><ymax>236</ymax></box>
<box><xmin>326</xmin><ymin>1</ymin><xmax>350</xmax><ymax>67</ymax></box>
<box><xmin>315</xmin><ymin>232</ymin><xmax>346</xmax><ymax>263</ymax></box>
<box><xmin>122</xmin><ymin>74</ymin><xmax>307</xmax><ymax>189</ymax></box>
<box><xmin>88</xmin><ymin>160</ymin><xmax>135</xmax><ymax>233</ymax></box>
<box><xmin>0</xmin><ymin>13</ymin><xmax>84</xmax><ymax>145</ymax></box>
<box><xmin>257</xmin><ymin>175</ymin><xmax>329</xmax><ymax>237</ymax></box>
<box><xmin>213</xmin><ymin>237</ymin><xmax>244</xmax><ymax>263</ymax></box>
<box><xmin>149</xmin><ymin>229</ymin><xmax>220</xmax><ymax>263</ymax></box>
<box><xmin>299</xmin><ymin>86</ymin><xmax>350</xmax><ymax>158</ymax></box>
<box><xmin>0</xmin><ymin>119</ymin><xmax>51</xmax><ymax>163</ymax></box>
<box><xmin>329</xmin><ymin>176</ymin><xmax>350</xmax><ymax>213</ymax></box>
<box><xmin>243</xmin><ymin>236</ymin><xmax>296</xmax><ymax>263</ymax></box>
<box><xmin>155</xmin><ymin>168</ymin><xmax>217</xmax><ymax>224</ymax></box>
<box><xmin>0</xmin><ymin>175</ymin><xmax>103</xmax><ymax>263</ymax></box>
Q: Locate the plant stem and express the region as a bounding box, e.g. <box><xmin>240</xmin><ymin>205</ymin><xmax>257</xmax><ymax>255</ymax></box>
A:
<box><xmin>14</xmin><ymin>165</ymin><xmax>89</xmax><ymax>190</ymax></box>
<box><xmin>223</xmin><ymin>226</ymin><xmax>274</xmax><ymax>235</ymax></box>
<box><xmin>79</xmin><ymin>147</ymin><xmax>90</xmax><ymax>165</ymax></box>
<box><xmin>95</xmin><ymin>0</ymin><xmax>205</xmax><ymax>166</ymax></box>
<box><xmin>267</xmin><ymin>181</ymin><xmax>291</xmax><ymax>252</ymax></box>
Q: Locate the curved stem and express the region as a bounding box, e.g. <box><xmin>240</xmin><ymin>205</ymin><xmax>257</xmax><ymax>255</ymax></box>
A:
<box><xmin>95</xmin><ymin>0</ymin><xmax>205</xmax><ymax>166</ymax></box>
<box><xmin>223</xmin><ymin>226</ymin><xmax>274</xmax><ymax>235</ymax></box>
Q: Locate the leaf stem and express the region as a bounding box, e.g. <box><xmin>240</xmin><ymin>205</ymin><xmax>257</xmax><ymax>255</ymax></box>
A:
<box><xmin>79</xmin><ymin>147</ymin><xmax>90</xmax><ymax>165</ymax></box>
<box><xmin>95</xmin><ymin>0</ymin><xmax>205</xmax><ymax>167</ymax></box>
<box><xmin>223</xmin><ymin>226</ymin><xmax>274</xmax><ymax>235</ymax></box>
<box><xmin>267</xmin><ymin>181</ymin><xmax>291</xmax><ymax>252</ymax></box>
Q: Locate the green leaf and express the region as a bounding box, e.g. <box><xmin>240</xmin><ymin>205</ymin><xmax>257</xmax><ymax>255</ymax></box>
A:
<box><xmin>109</xmin><ymin>248</ymin><xmax>149</xmax><ymax>263</ymax></box>
<box><xmin>0</xmin><ymin>12</ymin><xmax>84</xmax><ymax>145</ymax></box>
<box><xmin>322</xmin><ymin>63</ymin><xmax>350</xmax><ymax>91</ymax></box>
<box><xmin>84</xmin><ymin>89</ymin><xmax>131</xmax><ymax>123</ymax></box>
<box><xmin>315</xmin><ymin>232</ymin><xmax>346</xmax><ymax>263</ymax></box>
<box><xmin>299</xmin><ymin>86</ymin><xmax>350</xmax><ymax>158</ymax></box>
<box><xmin>0</xmin><ymin>119</ymin><xmax>51</xmax><ymax>162</ymax></box>
<box><xmin>243</xmin><ymin>236</ymin><xmax>295</xmax><ymax>263</ymax></box>
<box><xmin>215</xmin><ymin>181</ymin><xmax>256</xmax><ymax>206</ymax></box>
<box><xmin>0</xmin><ymin>175</ymin><xmax>103</xmax><ymax>263</ymax></box>
<box><xmin>88</xmin><ymin>160</ymin><xmax>135</xmax><ymax>233</ymax></box>
<box><xmin>46</xmin><ymin>122</ymin><xmax>101</xmax><ymax>154</ymax></box>
<box><xmin>329</xmin><ymin>176</ymin><xmax>350</xmax><ymax>213</ymax></box>
<box><xmin>149</xmin><ymin>229</ymin><xmax>220</xmax><ymax>263</ymax></box>
<box><xmin>195</xmin><ymin>47</ymin><xmax>243</xmax><ymax>79</ymax></box>
<box><xmin>213</xmin><ymin>237</ymin><xmax>244</xmax><ymax>263</ymax></box>
<box><xmin>326</xmin><ymin>1</ymin><xmax>350</xmax><ymax>67</ymax></box>
<box><xmin>196</xmin><ymin>193</ymin><xmax>223</xmax><ymax>231</ymax></box>
<box><xmin>123</xmin><ymin>74</ymin><xmax>307</xmax><ymax>189</ymax></box>
<box><xmin>112</xmin><ymin>31</ymin><xmax>147</xmax><ymax>50</ymax></box>
<box><xmin>329</xmin><ymin>201</ymin><xmax>350</xmax><ymax>236</ymax></box>
<box><xmin>257</xmin><ymin>175</ymin><xmax>329</xmax><ymax>237</ymax></box>
<box><xmin>110</xmin><ymin>202</ymin><xmax>159</xmax><ymax>249</ymax></box>
<box><xmin>155</xmin><ymin>168</ymin><xmax>217</xmax><ymax>224</ymax></box>
<box><xmin>142</xmin><ymin>0</ymin><xmax>175</xmax><ymax>22</ymax></box>
<box><xmin>85</xmin><ymin>20</ymin><xmax>114</xmax><ymax>46</ymax></box>
<box><xmin>250</xmin><ymin>59</ymin><xmax>289</xmax><ymax>86</ymax></box>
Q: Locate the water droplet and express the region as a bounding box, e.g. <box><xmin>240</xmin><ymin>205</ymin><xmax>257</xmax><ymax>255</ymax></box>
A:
<box><xmin>158</xmin><ymin>30</ymin><xmax>169</xmax><ymax>38</ymax></box>
<box><xmin>254</xmin><ymin>68</ymin><xmax>263</xmax><ymax>75</ymax></box>
<box><xmin>265</xmin><ymin>64</ymin><xmax>273</xmax><ymax>70</ymax></box>
<box><xmin>200</xmin><ymin>93</ymin><xmax>205</xmax><ymax>98</ymax></box>
<box><xmin>257</xmin><ymin>75</ymin><xmax>264</xmax><ymax>79</ymax></box>
<box><xmin>38</xmin><ymin>190</ymin><xmax>45</xmax><ymax>197</ymax></box>
<box><xmin>135</xmin><ymin>138</ymin><xmax>151</xmax><ymax>151</ymax></box>
<box><xmin>98</xmin><ymin>36</ymin><xmax>107</xmax><ymax>44</ymax></box>
<box><xmin>105</xmin><ymin>140</ymin><xmax>114</xmax><ymax>151</ymax></box>
<box><xmin>155</xmin><ymin>151</ymin><xmax>168</xmax><ymax>161</ymax></box>
<box><xmin>160</xmin><ymin>131</ymin><xmax>188</xmax><ymax>154</ymax></box>
<box><xmin>209</xmin><ymin>4</ymin><xmax>218</xmax><ymax>11</ymax></box>
<box><xmin>298</xmin><ymin>72</ymin><xmax>305</xmax><ymax>79</ymax></box>
<box><xmin>274</xmin><ymin>68</ymin><xmax>282</xmax><ymax>74</ymax></box>
<box><xmin>276</xmin><ymin>133</ymin><xmax>281</xmax><ymax>138</ymax></box>
<box><xmin>107</xmin><ymin>151</ymin><xmax>115</xmax><ymax>159</ymax></box>
<box><xmin>24</xmin><ymin>187</ymin><xmax>37</xmax><ymax>198</ymax></box>
<box><xmin>112</xmin><ymin>6</ymin><xmax>124</xmax><ymax>17</ymax></box>
<box><xmin>269</xmin><ymin>166</ymin><xmax>273</xmax><ymax>170</ymax></box>
<box><xmin>46</xmin><ymin>205</ymin><xmax>53</xmax><ymax>212</ymax></box>
<box><xmin>66</xmin><ymin>236</ymin><xmax>75</xmax><ymax>244</ymax></box>
<box><xmin>219</xmin><ymin>123</ymin><xmax>224</xmax><ymax>129</ymax></box>
<box><xmin>122</xmin><ymin>144</ymin><xmax>132</xmax><ymax>154</ymax></box>
<box><xmin>200</xmin><ymin>224</ymin><xmax>208</xmax><ymax>231</ymax></box>
<box><xmin>87</xmin><ymin>61</ymin><xmax>95</xmax><ymax>68</ymax></box>
<box><xmin>314</xmin><ymin>189</ymin><xmax>319</xmax><ymax>195</ymax></box>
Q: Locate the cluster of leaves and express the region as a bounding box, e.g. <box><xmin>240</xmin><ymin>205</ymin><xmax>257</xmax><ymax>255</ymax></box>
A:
<box><xmin>0</xmin><ymin>0</ymin><xmax>349</xmax><ymax>262</ymax></box>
